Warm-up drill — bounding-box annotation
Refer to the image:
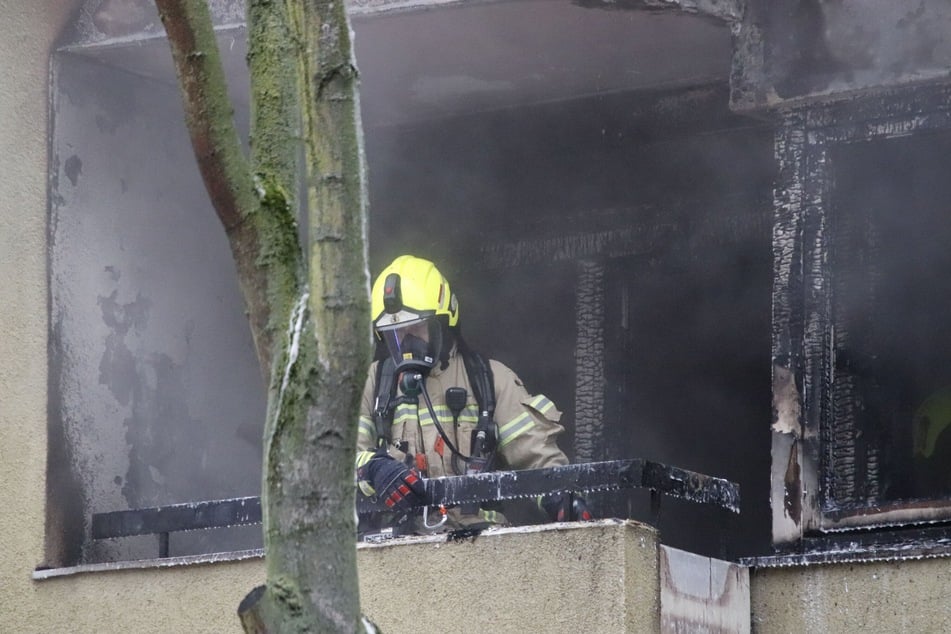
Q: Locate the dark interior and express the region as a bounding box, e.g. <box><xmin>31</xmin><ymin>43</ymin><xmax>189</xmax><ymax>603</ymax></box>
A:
<box><xmin>51</xmin><ymin>2</ymin><xmax>776</xmax><ymax>564</ymax></box>
<box><xmin>366</xmin><ymin>86</ymin><xmax>775</xmax><ymax>559</ymax></box>
<box><xmin>831</xmin><ymin>130</ymin><xmax>951</xmax><ymax>507</ymax></box>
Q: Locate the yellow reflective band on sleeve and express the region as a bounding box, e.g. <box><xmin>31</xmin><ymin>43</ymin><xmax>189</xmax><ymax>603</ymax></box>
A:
<box><xmin>498</xmin><ymin>412</ymin><xmax>535</xmax><ymax>447</ymax></box>
<box><xmin>356</xmin><ymin>450</ymin><xmax>377</xmax><ymax>497</ymax></box>
<box><xmin>526</xmin><ymin>395</ymin><xmax>555</xmax><ymax>416</ymax></box>
<box><xmin>479</xmin><ymin>509</ymin><xmax>499</xmax><ymax>524</ymax></box>
<box><xmin>358</xmin><ymin>415</ymin><xmax>376</xmax><ymax>439</ymax></box>
<box><xmin>355</xmin><ymin>450</ymin><xmax>376</xmax><ymax>469</ymax></box>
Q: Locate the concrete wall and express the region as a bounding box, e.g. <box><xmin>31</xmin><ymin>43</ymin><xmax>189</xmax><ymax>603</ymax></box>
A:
<box><xmin>361</xmin><ymin>522</ymin><xmax>661</xmax><ymax>633</ymax></box>
<box><xmin>751</xmin><ymin>557</ymin><xmax>951</xmax><ymax>633</ymax></box>
<box><xmin>19</xmin><ymin>521</ymin><xmax>663</xmax><ymax>633</ymax></box>
<box><xmin>0</xmin><ymin>0</ymin><xmax>80</xmax><ymax>623</ymax></box>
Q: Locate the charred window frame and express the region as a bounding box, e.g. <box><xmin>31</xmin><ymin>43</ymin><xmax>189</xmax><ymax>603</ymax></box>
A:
<box><xmin>46</xmin><ymin>4</ymin><xmax>266</xmax><ymax>568</ymax></box>
<box><xmin>771</xmin><ymin>83</ymin><xmax>951</xmax><ymax>545</ymax></box>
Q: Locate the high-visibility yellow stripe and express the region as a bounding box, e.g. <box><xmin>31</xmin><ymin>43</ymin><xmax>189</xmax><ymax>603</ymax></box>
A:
<box><xmin>394</xmin><ymin>409</ymin><xmax>417</xmax><ymax>426</ymax></box>
<box><xmin>479</xmin><ymin>509</ymin><xmax>499</xmax><ymax>523</ymax></box>
<box><xmin>356</xmin><ymin>451</ymin><xmax>377</xmax><ymax>497</ymax></box>
<box><xmin>392</xmin><ymin>403</ymin><xmax>479</xmax><ymax>427</ymax></box>
<box><xmin>494</xmin><ymin>395</ymin><xmax>554</xmax><ymax>447</ymax></box>
<box><xmin>355</xmin><ymin>450</ymin><xmax>375</xmax><ymax>469</ymax></box>
<box><xmin>526</xmin><ymin>395</ymin><xmax>555</xmax><ymax>416</ymax></box>
<box><xmin>358</xmin><ymin>416</ymin><xmax>375</xmax><ymax>438</ymax></box>
<box><xmin>498</xmin><ymin>412</ymin><xmax>534</xmax><ymax>447</ymax></box>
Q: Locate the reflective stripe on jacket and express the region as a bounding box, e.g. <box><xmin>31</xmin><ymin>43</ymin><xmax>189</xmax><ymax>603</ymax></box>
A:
<box><xmin>355</xmin><ymin>350</ymin><xmax>568</xmax><ymax>529</ymax></box>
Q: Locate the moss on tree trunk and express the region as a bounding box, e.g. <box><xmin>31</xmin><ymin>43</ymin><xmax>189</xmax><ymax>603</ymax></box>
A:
<box><xmin>156</xmin><ymin>0</ymin><xmax>371</xmax><ymax>631</ymax></box>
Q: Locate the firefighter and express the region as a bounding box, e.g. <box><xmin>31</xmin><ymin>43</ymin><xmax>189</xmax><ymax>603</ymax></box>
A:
<box><xmin>912</xmin><ymin>386</ymin><xmax>951</xmax><ymax>497</ymax></box>
<box><xmin>355</xmin><ymin>254</ymin><xmax>590</xmax><ymax>533</ymax></box>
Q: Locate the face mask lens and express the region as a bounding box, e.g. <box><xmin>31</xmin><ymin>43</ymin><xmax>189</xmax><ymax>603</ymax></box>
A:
<box><xmin>380</xmin><ymin>319</ymin><xmax>441</xmax><ymax>369</ymax></box>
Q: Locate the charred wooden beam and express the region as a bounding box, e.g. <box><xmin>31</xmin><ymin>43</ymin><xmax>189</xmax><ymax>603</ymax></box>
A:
<box><xmin>574</xmin><ymin>260</ymin><xmax>606</xmax><ymax>463</ymax></box>
<box><xmin>571</xmin><ymin>0</ymin><xmax>742</xmax><ymax>23</ymax></box>
<box><xmin>91</xmin><ymin>496</ymin><xmax>261</xmax><ymax>540</ymax></box>
<box><xmin>743</xmin><ymin>525</ymin><xmax>951</xmax><ymax>567</ymax></box>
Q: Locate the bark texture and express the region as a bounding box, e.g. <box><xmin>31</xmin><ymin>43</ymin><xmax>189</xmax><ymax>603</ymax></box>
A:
<box><xmin>157</xmin><ymin>0</ymin><xmax>370</xmax><ymax>631</ymax></box>
<box><xmin>156</xmin><ymin>0</ymin><xmax>304</xmax><ymax>382</ymax></box>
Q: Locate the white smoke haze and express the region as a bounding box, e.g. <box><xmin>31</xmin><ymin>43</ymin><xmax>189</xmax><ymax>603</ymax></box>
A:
<box><xmin>62</xmin><ymin>0</ymin><xmax>951</xmax><ymax>564</ymax></box>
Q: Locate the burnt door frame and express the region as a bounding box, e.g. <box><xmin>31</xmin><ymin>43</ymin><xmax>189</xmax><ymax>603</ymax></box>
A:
<box><xmin>771</xmin><ymin>83</ymin><xmax>951</xmax><ymax>544</ymax></box>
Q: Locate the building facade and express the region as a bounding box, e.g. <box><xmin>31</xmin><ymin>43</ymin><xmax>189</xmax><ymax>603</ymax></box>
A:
<box><xmin>5</xmin><ymin>1</ymin><xmax>951</xmax><ymax>631</ymax></box>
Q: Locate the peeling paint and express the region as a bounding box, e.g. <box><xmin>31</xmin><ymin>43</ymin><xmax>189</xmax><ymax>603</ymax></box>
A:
<box><xmin>121</xmin><ymin>352</ymin><xmax>205</xmax><ymax>510</ymax></box>
<box><xmin>660</xmin><ymin>545</ymin><xmax>750</xmax><ymax>633</ymax></box>
<box><xmin>783</xmin><ymin>439</ymin><xmax>802</xmax><ymax>523</ymax></box>
<box><xmin>97</xmin><ymin>290</ymin><xmax>150</xmax><ymax>406</ymax></box>
<box><xmin>50</xmin><ymin>47</ymin><xmax>266</xmax><ymax>563</ymax></box>
<box><xmin>64</xmin><ymin>154</ymin><xmax>82</xmax><ymax>186</ymax></box>
<box><xmin>772</xmin><ymin>364</ymin><xmax>801</xmax><ymax>435</ymax></box>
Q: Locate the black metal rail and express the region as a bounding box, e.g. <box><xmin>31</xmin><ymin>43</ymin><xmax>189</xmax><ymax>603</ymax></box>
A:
<box><xmin>92</xmin><ymin>496</ymin><xmax>261</xmax><ymax>558</ymax></box>
<box><xmin>92</xmin><ymin>459</ymin><xmax>741</xmax><ymax>558</ymax></box>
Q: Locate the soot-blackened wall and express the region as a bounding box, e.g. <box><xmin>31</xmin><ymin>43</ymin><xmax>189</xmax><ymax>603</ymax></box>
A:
<box><xmin>48</xmin><ymin>52</ymin><xmax>265</xmax><ymax>565</ymax></box>
<box><xmin>771</xmin><ymin>83</ymin><xmax>951</xmax><ymax>544</ymax></box>
<box><xmin>50</xmin><ymin>5</ymin><xmax>772</xmax><ymax>564</ymax></box>
<box><xmin>366</xmin><ymin>83</ymin><xmax>775</xmax><ymax>559</ymax></box>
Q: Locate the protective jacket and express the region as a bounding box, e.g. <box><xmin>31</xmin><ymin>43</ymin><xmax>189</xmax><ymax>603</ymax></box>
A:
<box><xmin>356</xmin><ymin>348</ymin><xmax>568</xmax><ymax>530</ymax></box>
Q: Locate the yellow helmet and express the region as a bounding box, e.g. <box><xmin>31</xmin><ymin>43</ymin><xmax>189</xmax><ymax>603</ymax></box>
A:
<box><xmin>371</xmin><ymin>255</ymin><xmax>458</xmax><ymax>329</ymax></box>
<box><xmin>371</xmin><ymin>255</ymin><xmax>459</xmax><ymax>369</ymax></box>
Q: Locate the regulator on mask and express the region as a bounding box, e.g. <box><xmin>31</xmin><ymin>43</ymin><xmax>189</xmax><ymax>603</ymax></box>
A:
<box><xmin>371</xmin><ymin>256</ymin><xmax>458</xmax><ymax>375</ymax></box>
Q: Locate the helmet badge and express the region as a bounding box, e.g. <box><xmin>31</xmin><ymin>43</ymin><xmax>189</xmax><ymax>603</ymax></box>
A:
<box><xmin>382</xmin><ymin>273</ymin><xmax>402</xmax><ymax>314</ymax></box>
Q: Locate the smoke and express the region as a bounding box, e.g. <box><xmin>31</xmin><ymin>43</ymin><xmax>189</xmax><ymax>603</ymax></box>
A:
<box><xmin>56</xmin><ymin>0</ymin><xmax>782</xmax><ymax>563</ymax></box>
<box><xmin>766</xmin><ymin>0</ymin><xmax>951</xmax><ymax>98</ymax></box>
<box><xmin>821</xmin><ymin>1</ymin><xmax>951</xmax><ymax>78</ymax></box>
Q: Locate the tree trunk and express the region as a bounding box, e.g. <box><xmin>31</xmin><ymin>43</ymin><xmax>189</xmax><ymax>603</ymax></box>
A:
<box><xmin>156</xmin><ymin>0</ymin><xmax>371</xmax><ymax>631</ymax></box>
<box><xmin>155</xmin><ymin>0</ymin><xmax>304</xmax><ymax>380</ymax></box>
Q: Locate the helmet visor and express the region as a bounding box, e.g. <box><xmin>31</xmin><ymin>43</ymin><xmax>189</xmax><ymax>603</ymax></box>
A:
<box><xmin>377</xmin><ymin>317</ymin><xmax>443</xmax><ymax>370</ymax></box>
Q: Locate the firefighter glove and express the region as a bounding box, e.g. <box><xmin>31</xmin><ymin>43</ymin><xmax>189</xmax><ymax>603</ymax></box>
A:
<box><xmin>541</xmin><ymin>492</ymin><xmax>594</xmax><ymax>522</ymax></box>
<box><xmin>360</xmin><ymin>453</ymin><xmax>428</xmax><ymax>513</ymax></box>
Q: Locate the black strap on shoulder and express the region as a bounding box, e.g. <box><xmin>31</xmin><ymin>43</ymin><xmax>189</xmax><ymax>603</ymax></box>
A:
<box><xmin>370</xmin><ymin>344</ymin><xmax>498</xmax><ymax>460</ymax></box>
<box><xmin>458</xmin><ymin>347</ymin><xmax>498</xmax><ymax>471</ymax></box>
<box><xmin>372</xmin><ymin>357</ymin><xmax>399</xmax><ymax>448</ymax></box>
<box><xmin>461</xmin><ymin>350</ymin><xmax>496</xmax><ymax>430</ymax></box>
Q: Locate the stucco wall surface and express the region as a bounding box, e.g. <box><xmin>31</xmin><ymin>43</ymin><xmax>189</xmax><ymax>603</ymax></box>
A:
<box><xmin>14</xmin><ymin>521</ymin><xmax>659</xmax><ymax>633</ymax></box>
<box><xmin>25</xmin><ymin>557</ymin><xmax>264</xmax><ymax>633</ymax></box>
<box><xmin>0</xmin><ymin>0</ymin><xmax>81</xmax><ymax>629</ymax></box>
<box><xmin>359</xmin><ymin>521</ymin><xmax>660</xmax><ymax>633</ymax></box>
<box><xmin>750</xmin><ymin>556</ymin><xmax>951</xmax><ymax>633</ymax></box>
